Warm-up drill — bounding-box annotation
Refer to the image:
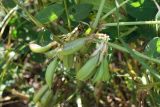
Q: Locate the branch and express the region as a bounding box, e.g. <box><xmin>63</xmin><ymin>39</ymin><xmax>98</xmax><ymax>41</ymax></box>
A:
<box><xmin>0</xmin><ymin>6</ymin><xmax>18</xmax><ymax>40</ymax></box>
<box><xmin>104</xmin><ymin>20</ymin><xmax>160</xmax><ymax>27</ymax></box>
<box><xmin>108</xmin><ymin>42</ymin><xmax>160</xmax><ymax>65</ymax></box>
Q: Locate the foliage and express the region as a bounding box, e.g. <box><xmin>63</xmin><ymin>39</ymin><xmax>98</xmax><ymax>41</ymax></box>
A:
<box><xmin>1</xmin><ymin>0</ymin><xmax>160</xmax><ymax>107</ymax></box>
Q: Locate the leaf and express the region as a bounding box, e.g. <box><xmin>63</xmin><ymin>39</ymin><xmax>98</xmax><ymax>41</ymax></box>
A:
<box><xmin>155</xmin><ymin>11</ymin><xmax>160</xmax><ymax>32</ymax></box>
<box><xmin>35</xmin><ymin>4</ymin><xmax>64</xmax><ymax>24</ymax></box>
<box><xmin>126</xmin><ymin>0</ymin><xmax>157</xmax><ymax>20</ymax></box>
<box><xmin>37</xmin><ymin>30</ymin><xmax>52</xmax><ymax>45</ymax></box>
<box><xmin>2</xmin><ymin>0</ymin><xmax>16</xmax><ymax>8</ymax></box>
<box><xmin>156</xmin><ymin>38</ymin><xmax>160</xmax><ymax>53</ymax></box>
<box><xmin>80</xmin><ymin>0</ymin><xmax>124</xmax><ymax>14</ymax></box>
<box><xmin>69</xmin><ymin>4</ymin><xmax>93</xmax><ymax>21</ymax></box>
<box><xmin>31</xmin><ymin>53</ymin><xmax>45</xmax><ymax>63</ymax></box>
<box><xmin>156</xmin><ymin>11</ymin><xmax>160</xmax><ymax>20</ymax></box>
<box><xmin>130</xmin><ymin>0</ymin><xmax>144</xmax><ymax>8</ymax></box>
<box><xmin>145</xmin><ymin>37</ymin><xmax>160</xmax><ymax>58</ymax></box>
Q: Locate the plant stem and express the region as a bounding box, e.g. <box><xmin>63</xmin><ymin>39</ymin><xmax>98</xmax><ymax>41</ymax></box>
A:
<box><xmin>104</xmin><ymin>20</ymin><xmax>160</xmax><ymax>27</ymax></box>
<box><xmin>0</xmin><ymin>6</ymin><xmax>18</xmax><ymax>40</ymax></box>
<box><xmin>108</xmin><ymin>42</ymin><xmax>160</xmax><ymax>65</ymax></box>
<box><xmin>13</xmin><ymin>0</ymin><xmax>43</xmax><ymax>28</ymax></box>
<box><xmin>13</xmin><ymin>0</ymin><xmax>63</xmax><ymax>44</ymax></box>
<box><xmin>64</xmin><ymin>0</ymin><xmax>71</xmax><ymax>31</ymax></box>
<box><xmin>37</xmin><ymin>0</ymin><xmax>44</xmax><ymax>9</ymax></box>
<box><xmin>92</xmin><ymin>0</ymin><xmax>106</xmax><ymax>31</ymax></box>
<box><xmin>152</xmin><ymin>0</ymin><xmax>160</xmax><ymax>10</ymax></box>
<box><xmin>0</xmin><ymin>6</ymin><xmax>18</xmax><ymax>28</ymax></box>
<box><xmin>121</xmin><ymin>26</ymin><xmax>138</xmax><ymax>37</ymax></box>
<box><xmin>115</xmin><ymin>0</ymin><xmax>120</xmax><ymax>37</ymax></box>
<box><xmin>101</xmin><ymin>0</ymin><xmax>130</xmax><ymax>20</ymax></box>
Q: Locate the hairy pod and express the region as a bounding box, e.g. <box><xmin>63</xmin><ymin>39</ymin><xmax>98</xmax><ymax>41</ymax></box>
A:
<box><xmin>29</xmin><ymin>43</ymin><xmax>54</xmax><ymax>53</ymax></box>
<box><xmin>76</xmin><ymin>53</ymin><xmax>99</xmax><ymax>81</ymax></box>
<box><xmin>45</xmin><ymin>48</ymin><xmax>59</xmax><ymax>58</ymax></box>
<box><xmin>40</xmin><ymin>89</ymin><xmax>53</xmax><ymax>107</ymax></box>
<box><xmin>45</xmin><ymin>58</ymin><xmax>58</xmax><ymax>89</ymax></box>
<box><xmin>102</xmin><ymin>56</ymin><xmax>110</xmax><ymax>81</ymax></box>
<box><xmin>92</xmin><ymin>66</ymin><xmax>103</xmax><ymax>83</ymax></box>
<box><xmin>75</xmin><ymin>56</ymin><xmax>82</xmax><ymax>72</ymax></box>
<box><xmin>63</xmin><ymin>55</ymin><xmax>74</xmax><ymax>69</ymax></box>
<box><xmin>59</xmin><ymin>38</ymin><xmax>88</xmax><ymax>55</ymax></box>
<box><xmin>33</xmin><ymin>84</ymin><xmax>49</xmax><ymax>103</ymax></box>
<box><xmin>92</xmin><ymin>56</ymin><xmax>110</xmax><ymax>83</ymax></box>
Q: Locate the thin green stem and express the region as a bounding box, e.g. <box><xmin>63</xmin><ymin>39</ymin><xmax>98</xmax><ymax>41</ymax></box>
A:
<box><xmin>115</xmin><ymin>0</ymin><xmax>120</xmax><ymax>37</ymax></box>
<box><xmin>108</xmin><ymin>42</ymin><xmax>160</xmax><ymax>65</ymax></box>
<box><xmin>13</xmin><ymin>0</ymin><xmax>43</xmax><ymax>28</ymax></box>
<box><xmin>74</xmin><ymin>0</ymin><xmax>79</xmax><ymax>4</ymax></box>
<box><xmin>0</xmin><ymin>6</ymin><xmax>18</xmax><ymax>28</ymax></box>
<box><xmin>13</xmin><ymin>0</ymin><xmax>63</xmax><ymax>44</ymax></box>
<box><xmin>0</xmin><ymin>6</ymin><xmax>18</xmax><ymax>40</ymax></box>
<box><xmin>64</xmin><ymin>0</ymin><xmax>71</xmax><ymax>31</ymax></box>
<box><xmin>104</xmin><ymin>20</ymin><xmax>160</xmax><ymax>27</ymax></box>
<box><xmin>121</xmin><ymin>26</ymin><xmax>138</xmax><ymax>37</ymax></box>
<box><xmin>152</xmin><ymin>0</ymin><xmax>160</xmax><ymax>10</ymax></box>
<box><xmin>101</xmin><ymin>0</ymin><xmax>130</xmax><ymax>20</ymax></box>
<box><xmin>37</xmin><ymin>0</ymin><xmax>44</xmax><ymax>10</ymax></box>
<box><xmin>92</xmin><ymin>0</ymin><xmax>106</xmax><ymax>31</ymax></box>
<box><xmin>0</xmin><ymin>1</ymin><xmax>9</xmax><ymax>13</ymax></box>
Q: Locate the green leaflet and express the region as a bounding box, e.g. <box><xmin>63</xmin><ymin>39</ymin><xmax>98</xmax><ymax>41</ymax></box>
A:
<box><xmin>59</xmin><ymin>38</ymin><xmax>88</xmax><ymax>55</ymax></box>
<box><xmin>156</xmin><ymin>39</ymin><xmax>160</xmax><ymax>53</ymax></box>
<box><xmin>76</xmin><ymin>54</ymin><xmax>99</xmax><ymax>81</ymax></box>
<box><xmin>35</xmin><ymin>4</ymin><xmax>64</xmax><ymax>24</ymax></box>
<box><xmin>33</xmin><ymin>84</ymin><xmax>49</xmax><ymax>103</ymax></box>
<box><xmin>40</xmin><ymin>89</ymin><xmax>53</xmax><ymax>107</ymax></box>
<box><xmin>45</xmin><ymin>58</ymin><xmax>58</xmax><ymax>89</ymax></box>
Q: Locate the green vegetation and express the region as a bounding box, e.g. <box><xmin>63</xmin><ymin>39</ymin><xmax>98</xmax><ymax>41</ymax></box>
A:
<box><xmin>1</xmin><ymin>0</ymin><xmax>160</xmax><ymax>107</ymax></box>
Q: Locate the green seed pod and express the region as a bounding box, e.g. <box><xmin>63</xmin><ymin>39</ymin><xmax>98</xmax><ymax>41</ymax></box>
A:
<box><xmin>29</xmin><ymin>43</ymin><xmax>53</xmax><ymax>53</ymax></box>
<box><xmin>75</xmin><ymin>56</ymin><xmax>82</xmax><ymax>72</ymax></box>
<box><xmin>45</xmin><ymin>58</ymin><xmax>58</xmax><ymax>89</ymax></box>
<box><xmin>76</xmin><ymin>53</ymin><xmax>99</xmax><ymax>81</ymax></box>
<box><xmin>48</xmin><ymin>91</ymin><xmax>61</xmax><ymax>107</ymax></box>
<box><xmin>59</xmin><ymin>38</ymin><xmax>88</xmax><ymax>55</ymax></box>
<box><xmin>63</xmin><ymin>55</ymin><xmax>74</xmax><ymax>69</ymax></box>
<box><xmin>40</xmin><ymin>89</ymin><xmax>53</xmax><ymax>107</ymax></box>
<box><xmin>45</xmin><ymin>48</ymin><xmax>58</xmax><ymax>58</ymax></box>
<box><xmin>102</xmin><ymin>56</ymin><xmax>110</xmax><ymax>81</ymax></box>
<box><xmin>92</xmin><ymin>56</ymin><xmax>110</xmax><ymax>83</ymax></box>
<box><xmin>92</xmin><ymin>66</ymin><xmax>103</xmax><ymax>83</ymax></box>
<box><xmin>33</xmin><ymin>84</ymin><xmax>49</xmax><ymax>103</ymax></box>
